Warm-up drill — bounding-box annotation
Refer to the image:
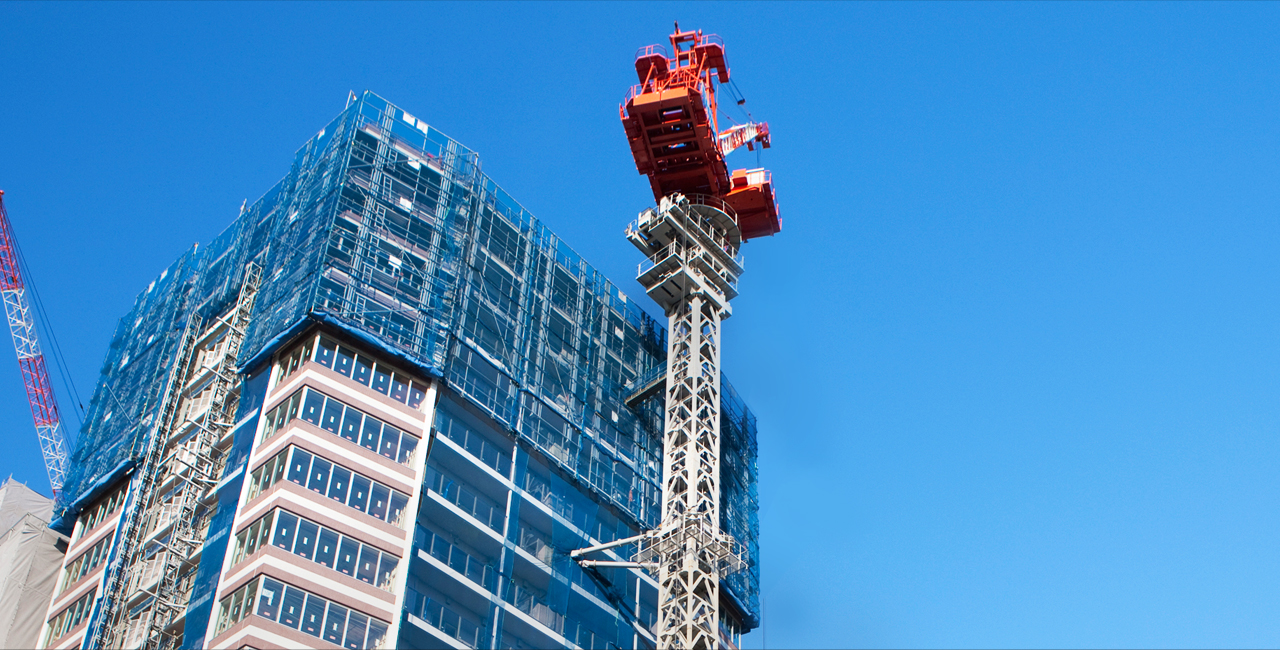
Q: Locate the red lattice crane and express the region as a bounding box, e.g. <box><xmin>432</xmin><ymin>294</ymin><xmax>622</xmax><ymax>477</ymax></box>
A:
<box><xmin>621</xmin><ymin>26</ymin><xmax>781</xmax><ymax>239</ymax></box>
<box><xmin>0</xmin><ymin>191</ymin><xmax>69</xmax><ymax>494</ymax></box>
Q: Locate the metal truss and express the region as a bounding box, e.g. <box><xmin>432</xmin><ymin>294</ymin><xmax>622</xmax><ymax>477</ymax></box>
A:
<box><xmin>0</xmin><ymin>192</ymin><xmax>69</xmax><ymax>493</ymax></box>
<box><xmin>576</xmin><ymin>194</ymin><xmax>746</xmax><ymax>648</ymax></box>
<box><xmin>90</xmin><ymin>263</ymin><xmax>262</xmax><ymax>650</ymax></box>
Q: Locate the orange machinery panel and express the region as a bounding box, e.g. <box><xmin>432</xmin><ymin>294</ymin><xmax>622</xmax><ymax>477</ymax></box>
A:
<box><xmin>621</xmin><ymin>28</ymin><xmax>781</xmax><ymax>240</ymax></box>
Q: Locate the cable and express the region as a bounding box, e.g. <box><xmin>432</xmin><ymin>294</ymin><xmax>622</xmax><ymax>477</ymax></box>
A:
<box><xmin>11</xmin><ymin>230</ymin><xmax>87</xmax><ymax>434</ymax></box>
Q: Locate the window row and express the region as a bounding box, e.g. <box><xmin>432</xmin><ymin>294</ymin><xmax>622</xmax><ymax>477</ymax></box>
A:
<box><xmin>405</xmin><ymin>584</ymin><xmax>484</xmax><ymax>649</ymax></box>
<box><xmin>276</xmin><ymin>337</ymin><xmax>314</xmax><ymax>382</ymax></box>
<box><xmin>61</xmin><ymin>535</ymin><xmax>110</xmax><ymax>594</ymax></box>
<box><xmin>232</xmin><ymin>508</ymin><xmax>399</xmax><ymax>590</ymax></box>
<box><xmin>316</xmin><ymin>335</ymin><xmax>428</xmax><ymax>408</ymax></box>
<box><xmin>247</xmin><ymin>446</ymin><xmax>410</xmax><ymax>526</ymax></box>
<box><xmin>435</xmin><ymin>408</ymin><xmax>512</xmax><ymax>476</ymax></box>
<box><xmin>44</xmin><ymin>589</ymin><xmax>94</xmax><ymax>645</ymax></box>
<box><xmin>261</xmin><ymin>387</ymin><xmax>419</xmax><ymax>466</ymax></box>
<box><xmin>415</xmin><ymin>525</ymin><xmax>497</xmax><ymax>592</ymax></box>
<box><xmin>424</xmin><ymin>463</ymin><xmax>505</xmax><ymax>533</ymax></box>
<box><xmin>216</xmin><ymin>576</ymin><xmax>389</xmax><ymax>650</ymax></box>
<box><xmin>77</xmin><ymin>482</ymin><xmax>127</xmax><ymax>538</ymax></box>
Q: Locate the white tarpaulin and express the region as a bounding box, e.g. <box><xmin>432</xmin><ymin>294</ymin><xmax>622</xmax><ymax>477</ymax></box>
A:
<box><xmin>0</xmin><ymin>479</ymin><xmax>67</xmax><ymax>649</ymax></box>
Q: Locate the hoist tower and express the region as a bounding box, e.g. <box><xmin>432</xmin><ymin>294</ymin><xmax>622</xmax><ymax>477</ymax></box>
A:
<box><xmin>574</xmin><ymin>25</ymin><xmax>780</xmax><ymax>649</ymax></box>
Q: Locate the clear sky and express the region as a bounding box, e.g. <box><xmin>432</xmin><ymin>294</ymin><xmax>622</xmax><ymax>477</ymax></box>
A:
<box><xmin>3</xmin><ymin>2</ymin><xmax>1280</xmax><ymax>648</ymax></box>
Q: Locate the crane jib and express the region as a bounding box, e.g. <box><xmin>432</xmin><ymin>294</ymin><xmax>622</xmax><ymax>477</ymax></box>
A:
<box><xmin>0</xmin><ymin>191</ymin><xmax>69</xmax><ymax>494</ymax></box>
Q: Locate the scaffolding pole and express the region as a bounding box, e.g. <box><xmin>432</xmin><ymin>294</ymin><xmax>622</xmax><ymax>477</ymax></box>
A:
<box><xmin>89</xmin><ymin>263</ymin><xmax>261</xmax><ymax>650</ymax></box>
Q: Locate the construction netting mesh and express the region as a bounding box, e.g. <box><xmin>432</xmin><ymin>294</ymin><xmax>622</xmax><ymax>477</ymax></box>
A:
<box><xmin>57</xmin><ymin>91</ymin><xmax>760</xmax><ymax>629</ymax></box>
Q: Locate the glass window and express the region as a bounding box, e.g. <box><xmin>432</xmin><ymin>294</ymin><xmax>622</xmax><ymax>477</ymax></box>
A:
<box><xmin>273</xmin><ymin>511</ymin><xmax>298</xmax><ymax>551</ymax></box>
<box><xmin>356</xmin><ymin>546</ymin><xmax>378</xmax><ymax>584</ymax></box>
<box><xmin>390</xmin><ymin>374</ymin><xmax>409</xmax><ymax>402</ymax></box>
<box><xmin>242</xmin><ymin>520</ymin><xmax>262</xmax><ymax>559</ymax></box>
<box><xmin>295</xmin><ymin>519</ymin><xmax>319</xmax><ymax>560</ymax></box>
<box><xmin>371</xmin><ymin>367</ymin><xmax>391</xmax><ymax>395</ymax></box>
<box><xmin>328</xmin><ymin>466</ymin><xmax>350</xmax><ymax>503</ymax></box>
<box><xmin>226</xmin><ymin>587</ymin><xmax>245</xmax><ymax>626</ymax></box>
<box><xmin>378</xmin><ymin>427</ymin><xmax>400</xmax><ymax>460</ymax></box>
<box><xmin>377</xmin><ymin>555</ymin><xmax>397</xmax><ymax>588</ymax></box>
<box><xmin>273</xmin><ymin>453</ymin><xmax>287</xmax><ymax>484</ymax></box>
<box><xmin>340</xmin><ymin>408</ymin><xmax>362</xmax><ymax>444</ymax></box>
<box><xmin>334</xmin><ymin>346</ymin><xmax>354</xmax><ymax>378</ymax></box>
<box><xmin>301</xmin><ymin>390</ymin><xmax>324</xmax><ymax>425</ymax></box>
<box><xmin>321</xmin><ymin>399</ymin><xmax>343</xmax><ymax>434</ymax></box>
<box><xmin>336</xmin><ymin>538</ymin><xmax>360</xmax><ymax>576</ymax></box>
<box><xmin>353</xmin><ymin>354</ymin><xmax>374</xmax><ymax>386</ymax></box>
<box><xmin>344</xmin><ymin>611</ymin><xmax>368</xmax><ymax>650</ymax></box>
<box><xmin>388</xmin><ymin>492</ymin><xmax>408</xmax><ymax>526</ymax></box>
<box><xmin>301</xmin><ymin>595</ymin><xmax>326</xmax><ymax>637</ymax></box>
<box><xmin>448</xmin><ymin>544</ymin><xmax>467</xmax><ymax>573</ymax></box>
<box><xmin>279</xmin><ymin>586</ymin><xmax>306</xmax><ymax>629</ymax></box>
<box><xmin>316</xmin><ymin>337</ymin><xmax>336</xmax><ymax>369</ymax></box>
<box><xmin>288</xmin><ymin>449</ymin><xmax>311</xmax><ymax>485</ymax></box>
<box><xmin>366</xmin><ymin>619</ymin><xmax>389</xmax><ymax>649</ymax></box>
<box><xmin>360</xmin><ymin>418</ymin><xmax>381</xmax><ymax>452</ymax></box>
<box><xmin>408</xmin><ymin>382</ymin><xmax>427</xmax><ymax>409</ymax></box>
<box><xmin>308</xmin><ymin>457</ymin><xmax>332</xmax><ymax>493</ymax></box>
<box><xmin>349</xmin><ymin>475</ymin><xmax>370</xmax><ymax>512</ymax></box>
<box><xmin>286</xmin><ymin>390</ymin><xmax>302</xmax><ymax>422</ymax></box>
<box><xmin>323</xmin><ymin>603</ymin><xmax>349</xmax><ymax>645</ymax></box>
<box><xmin>257</xmin><ymin>578</ymin><xmax>283</xmax><ymax>621</ymax></box>
<box><xmin>316</xmin><ymin>529</ymin><xmax>339</xmax><ymax>569</ymax></box>
<box><xmin>398</xmin><ymin>435</ymin><xmax>418</xmax><ymax>465</ymax></box>
<box><xmin>369</xmin><ymin>484</ymin><xmax>390</xmax><ymax>521</ymax></box>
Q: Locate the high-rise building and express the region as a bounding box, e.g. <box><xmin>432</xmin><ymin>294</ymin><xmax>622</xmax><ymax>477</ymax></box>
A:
<box><xmin>38</xmin><ymin>92</ymin><xmax>760</xmax><ymax>650</ymax></box>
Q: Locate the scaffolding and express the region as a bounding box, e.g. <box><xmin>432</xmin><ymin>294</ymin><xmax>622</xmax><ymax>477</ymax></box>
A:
<box><xmin>89</xmin><ymin>264</ymin><xmax>260</xmax><ymax>650</ymax></box>
<box><xmin>56</xmin><ymin>91</ymin><xmax>760</xmax><ymax>647</ymax></box>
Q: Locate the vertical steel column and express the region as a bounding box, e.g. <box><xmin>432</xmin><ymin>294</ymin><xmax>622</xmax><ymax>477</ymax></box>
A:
<box><xmin>628</xmin><ymin>193</ymin><xmax>745</xmax><ymax>649</ymax></box>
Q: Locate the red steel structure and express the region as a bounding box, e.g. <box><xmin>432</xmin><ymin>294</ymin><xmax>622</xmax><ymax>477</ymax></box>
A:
<box><xmin>0</xmin><ymin>191</ymin><xmax>69</xmax><ymax>494</ymax></box>
<box><xmin>621</xmin><ymin>26</ymin><xmax>781</xmax><ymax>240</ymax></box>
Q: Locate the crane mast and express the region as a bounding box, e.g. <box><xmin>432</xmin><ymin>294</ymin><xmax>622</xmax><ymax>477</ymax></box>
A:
<box><xmin>574</xmin><ymin>26</ymin><xmax>779</xmax><ymax>649</ymax></box>
<box><xmin>0</xmin><ymin>190</ymin><xmax>70</xmax><ymax>495</ymax></box>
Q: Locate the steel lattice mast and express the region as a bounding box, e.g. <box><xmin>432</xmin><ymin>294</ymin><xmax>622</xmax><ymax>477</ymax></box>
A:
<box><xmin>0</xmin><ymin>190</ymin><xmax>70</xmax><ymax>494</ymax></box>
<box><xmin>573</xmin><ymin>26</ymin><xmax>780</xmax><ymax>648</ymax></box>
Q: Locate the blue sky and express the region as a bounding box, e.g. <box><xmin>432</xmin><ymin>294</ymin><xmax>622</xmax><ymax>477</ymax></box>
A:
<box><xmin>4</xmin><ymin>2</ymin><xmax>1280</xmax><ymax>647</ymax></box>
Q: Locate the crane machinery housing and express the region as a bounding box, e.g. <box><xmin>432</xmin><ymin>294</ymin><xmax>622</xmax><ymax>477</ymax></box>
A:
<box><xmin>574</xmin><ymin>25</ymin><xmax>780</xmax><ymax>650</ymax></box>
<box><xmin>0</xmin><ymin>190</ymin><xmax>71</xmax><ymax>496</ymax></box>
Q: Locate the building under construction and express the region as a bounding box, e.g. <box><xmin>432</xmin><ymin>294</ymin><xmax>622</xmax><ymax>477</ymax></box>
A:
<box><xmin>37</xmin><ymin>86</ymin><xmax>761</xmax><ymax>649</ymax></box>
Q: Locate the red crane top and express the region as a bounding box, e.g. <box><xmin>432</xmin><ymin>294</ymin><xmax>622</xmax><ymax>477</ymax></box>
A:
<box><xmin>621</xmin><ymin>27</ymin><xmax>781</xmax><ymax>240</ymax></box>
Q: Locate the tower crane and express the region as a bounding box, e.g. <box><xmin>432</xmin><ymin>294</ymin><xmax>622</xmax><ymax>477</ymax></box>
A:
<box><xmin>0</xmin><ymin>191</ymin><xmax>70</xmax><ymax>495</ymax></box>
<box><xmin>573</xmin><ymin>26</ymin><xmax>780</xmax><ymax>649</ymax></box>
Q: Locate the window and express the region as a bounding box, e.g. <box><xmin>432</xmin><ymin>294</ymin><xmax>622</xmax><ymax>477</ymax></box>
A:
<box><xmin>247</xmin><ymin>447</ymin><xmax>289</xmax><ymax>501</ymax></box>
<box><xmin>60</xmin><ymin>536</ymin><xmax>111</xmax><ymax>593</ymax></box>
<box><xmin>231</xmin><ymin>515</ymin><xmax>272</xmax><ymax>565</ymax></box>
<box><xmin>44</xmin><ymin>589</ymin><xmax>95</xmax><ymax>645</ymax></box>
<box><xmin>276</xmin><ymin>338</ymin><xmax>314</xmax><ymax>383</ymax></box>
<box><xmin>217</xmin><ymin>576</ymin><xmax>389</xmax><ymax>649</ymax></box>
<box><xmin>76</xmin><ymin>482</ymin><xmax>128</xmax><ymax>539</ymax></box>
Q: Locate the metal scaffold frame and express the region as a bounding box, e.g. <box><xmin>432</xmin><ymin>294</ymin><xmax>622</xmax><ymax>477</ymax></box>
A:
<box><xmin>90</xmin><ymin>263</ymin><xmax>261</xmax><ymax>650</ymax></box>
